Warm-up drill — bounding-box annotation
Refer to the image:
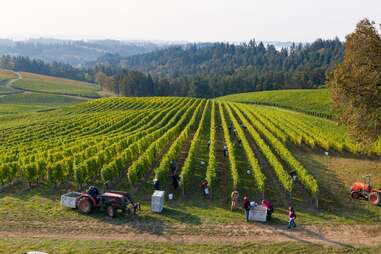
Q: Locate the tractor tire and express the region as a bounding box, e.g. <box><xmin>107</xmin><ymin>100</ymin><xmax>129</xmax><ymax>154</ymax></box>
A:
<box><xmin>369</xmin><ymin>192</ymin><xmax>381</xmax><ymax>205</ymax></box>
<box><xmin>78</xmin><ymin>197</ymin><xmax>93</xmax><ymax>214</ymax></box>
<box><xmin>351</xmin><ymin>191</ymin><xmax>361</xmax><ymax>199</ymax></box>
<box><xmin>106</xmin><ymin>206</ymin><xmax>115</xmax><ymax>218</ymax></box>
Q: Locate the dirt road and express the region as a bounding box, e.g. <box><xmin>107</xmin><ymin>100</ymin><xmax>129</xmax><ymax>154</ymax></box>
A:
<box><xmin>1</xmin><ymin>221</ymin><xmax>380</xmax><ymax>247</ymax></box>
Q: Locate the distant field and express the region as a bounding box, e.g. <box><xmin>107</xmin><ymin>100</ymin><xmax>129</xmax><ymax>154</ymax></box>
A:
<box><xmin>0</xmin><ymin>69</ymin><xmax>18</xmax><ymax>80</ymax></box>
<box><xmin>0</xmin><ymin>69</ymin><xmax>19</xmax><ymax>95</ymax></box>
<box><xmin>0</xmin><ymin>104</ymin><xmax>47</xmax><ymax>115</ymax></box>
<box><xmin>218</xmin><ymin>89</ymin><xmax>331</xmax><ymax>117</ymax></box>
<box><xmin>0</xmin><ymin>92</ymin><xmax>86</xmax><ymax>106</ymax></box>
<box><xmin>12</xmin><ymin>72</ymin><xmax>100</xmax><ymax>98</ymax></box>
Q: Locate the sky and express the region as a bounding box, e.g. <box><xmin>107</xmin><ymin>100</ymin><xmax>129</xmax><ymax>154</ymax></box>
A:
<box><xmin>1</xmin><ymin>0</ymin><xmax>380</xmax><ymax>43</ymax></box>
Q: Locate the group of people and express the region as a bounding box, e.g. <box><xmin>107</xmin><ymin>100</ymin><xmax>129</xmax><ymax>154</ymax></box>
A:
<box><xmin>230</xmin><ymin>191</ymin><xmax>296</xmax><ymax>229</ymax></box>
<box><xmin>241</xmin><ymin>195</ymin><xmax>274</xmax><ymax>222</ymax></box>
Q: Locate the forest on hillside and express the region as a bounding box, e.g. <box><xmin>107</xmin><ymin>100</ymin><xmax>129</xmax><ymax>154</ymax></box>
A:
<box><xmin>97</xmin><ymin>39</ymin><xmax>344</xmax><ymax>97</ymax></box>
<box><xmin>0</xmin><ymin>39</ymin><xmax>345</xmax><ymax>98</ymax></box>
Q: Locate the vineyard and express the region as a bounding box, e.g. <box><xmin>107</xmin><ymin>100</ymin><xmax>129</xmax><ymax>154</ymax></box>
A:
<box><xmin>219</xmin><ymin>89</ymin><xmax>332</xmax><ymax>118</ymax></box>
<box><xmin>1</xmin><ymin>97</ymin><xmax>380</xmax><ymax>208</ymax></box>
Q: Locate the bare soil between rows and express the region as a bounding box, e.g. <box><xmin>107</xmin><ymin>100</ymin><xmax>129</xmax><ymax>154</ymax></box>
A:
<box><xmin>1</xmin><ymin>221</ymin><xmax>381</xmax><ymax>247</ymax></box>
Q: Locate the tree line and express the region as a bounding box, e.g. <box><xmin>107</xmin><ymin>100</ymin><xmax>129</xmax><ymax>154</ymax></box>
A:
<box><xmin>95</xmin><ymin>38</ymin><xmax>344</xmax><ymax>97</ymax></box>
<box><xmin>0</xmin><ymin>55</ymin><xmax>95</xmax><ymax>82</ymax></box>
<box><xmin>0</xmin><ymin>38</ymin><xmax>344</xmax><ymax>98</ymax></box>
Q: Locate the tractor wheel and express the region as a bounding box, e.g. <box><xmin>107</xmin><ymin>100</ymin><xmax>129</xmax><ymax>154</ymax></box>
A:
<box><xmin>106</xmin><ymin>206</ymin><xmax>115</xmax><ymax>218</ymax></box>
<box><xmin>351</xmin><ymin>191</ymin><xmax>361</xmax><ymax>199</ymax></box>
<box><xmin>78</xmin><ymin>197</ymin><xmax>93</xmax><ymax>214</ymax></box>
<box><xmin>369</xmin><ymin>192</ymin><xmax>381</xmax><ymax>205</ymax></box>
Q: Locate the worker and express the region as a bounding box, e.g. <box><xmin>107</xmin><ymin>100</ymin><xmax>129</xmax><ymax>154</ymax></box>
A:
<box><xmin>238</xmin><ymin>139</ymin><xmax>242</xmax><ymax>147</ymax></box>
<box><xmin>207</xmin><ymin>140</ymin><xmax>211</xmax><ymax>149</ymax></box>
<box><xmin>170</xmin><ymin>160</ymin><xmax>177</xmax><ymax>175</ymax></box>
<box><xmin>223</xmin><ymin>144</ymin><xmax>228</xmax><ymax>157</ymax></box>
<box><xmin>201</xmin><ymin>179</ymin><xmax>209</xmax><ymax>197</ymax></box>
<box><xmin>231</xmin><ymin>190</ymin><xmax>239</xmax><ymax>210</ymax></box>
<box><xmin>243</xmin><ymin>196</ymin><xmax>251</xmax><ymax>221</ymax></box>
<box><xmin>262</xmin><ymin>199</ymin><xmax>274</xmax><ymax>221</ymax></box>
<box><xmin>228</xmin><ymin>122</ymin><xmax>233</xmax><ymax>132</ymax></box>
<box><xmin>172</xmin><ymin>174</ymin><xmax>180</xmax><ymax>190</ymax></box>
<box><xmin>153</xmin><ymin>178</ymin><xmax>161</xmax><ymax>190</ymax></box>
<box><xmin>87</xmin><ymin>186</ymin><xmax>100</xmax><ymax>198</ymax></box>
<box><xmin>288</xmin><ymin>206</ymin><xmax>296</xmax><ymax>229</ymax></box>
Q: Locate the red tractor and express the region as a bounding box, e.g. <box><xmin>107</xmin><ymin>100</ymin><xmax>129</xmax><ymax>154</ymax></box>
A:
<box><xmin>61</xmin><ymin>186</ymin><xmax>140</xmax><ymax>218</ymax></box>
<box><xmin>350</xmin><ymin>175</ymin><xmax>381</xmax><ymax>206</ymax></box>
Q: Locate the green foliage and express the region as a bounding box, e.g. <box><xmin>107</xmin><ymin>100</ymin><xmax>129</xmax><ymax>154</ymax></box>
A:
<box><xmin>206</xmin><ymin>102</ymin><xmax>217</xmax><ymax>188</ymax></box>
<box><xmin>224</xmin><ymin>102</ymin><xmax>266</xmax><ymax>192</ymax></box>
<box><xmin>219</xmin><ymin>89</ymin><xmax>331</xmax><ymax>117</ymax></box>
<box><xmin>328</xmin><ymin>19</ymin><xmax>381</xmax><ymax>145</ymax></box>
<box><xmin>180</xmin><ymin>100</ymin><xmax>209</xmax><ymax>190</ymax></box>
<box><xmin>218</xmin><ymin>102</ymin><xmax>239</xmax><ymax>189</ymax></box>
<box><xmin>124</xmin><ymin>39</ymin><xmax>344</xmax><ymax>97</ymax></box>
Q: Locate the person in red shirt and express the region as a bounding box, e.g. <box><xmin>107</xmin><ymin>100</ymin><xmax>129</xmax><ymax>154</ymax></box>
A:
<box><xmin>262</xmin><ymin>199</ymin><xmax>274</xmax><ymax>221</ymax></box>
<box><xmin>243</xmin><ymin>196</ymin><xmax>251</xmax><ymax>221</ymax></box>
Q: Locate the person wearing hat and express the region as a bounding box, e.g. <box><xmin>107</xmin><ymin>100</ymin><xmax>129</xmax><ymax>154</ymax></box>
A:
<box><xmin>231</xmin><ymin>190</ymin><xmax>239</xmax><ymax>210</ymax></box>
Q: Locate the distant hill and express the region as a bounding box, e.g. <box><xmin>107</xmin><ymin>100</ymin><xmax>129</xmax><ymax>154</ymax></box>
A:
<box><xmin>0</xmin><ymin>38</ymin><xmax>163</xmax><ymax>67</ymax></box>
<box><xmin>0</xmin><ymin>70</ymin><xmax>98</xmax><ymax>114</ymax></box>
<box><xmin>218</xmin><ymin>88</ymin><xmax>332</xmax><ymax>118</ymax></box>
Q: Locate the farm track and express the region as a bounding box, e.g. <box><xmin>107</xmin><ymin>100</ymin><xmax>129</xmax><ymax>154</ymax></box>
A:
<box><xmin>0</xmin><ymin>222</ymin><xmax>380</xmax><ymax>247</ymax></box>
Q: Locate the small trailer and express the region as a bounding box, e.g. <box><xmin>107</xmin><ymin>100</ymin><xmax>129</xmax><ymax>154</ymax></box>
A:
<box><xmin>61</xmin><ymin>187</ymin><xmax>140</xmax><ymax>218</ymax></box>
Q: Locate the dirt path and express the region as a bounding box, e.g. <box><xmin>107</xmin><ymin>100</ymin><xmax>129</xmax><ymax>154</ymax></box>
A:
<box><xmin>0</xmin><ymin>223</ymin><xmax>380</xmax><ymax>247</ymax></box>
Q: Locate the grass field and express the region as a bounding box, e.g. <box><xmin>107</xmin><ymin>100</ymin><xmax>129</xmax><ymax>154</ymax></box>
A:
<box><xmin>218</xmin><ymin>89</ymin><xmax>331</xmax><ymax>117</ymax></box>
<box><xmin>1</xmin><ymin>238</ymin><xmax>380</xmax><ymax>254</ymax></box>
<box><xmin>0</xmin><ymin>92</ymin><xmax>86</xmax><ymax>106</ymax></box>
<box><xmin>0</xmin><ymin>70</ymin><xmax>94</xmax><ymax>114</ymax></box>
<box><xmin>12</xmin><ymin>72</ymin><xmax>100</xmax><ymax>98</ymax></box>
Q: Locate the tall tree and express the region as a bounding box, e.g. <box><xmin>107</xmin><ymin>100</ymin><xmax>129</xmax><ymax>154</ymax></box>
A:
<box><xmin>328</xmin><ymin>19</ymin><xmax>381</xmax><ymax>145</ymax></box>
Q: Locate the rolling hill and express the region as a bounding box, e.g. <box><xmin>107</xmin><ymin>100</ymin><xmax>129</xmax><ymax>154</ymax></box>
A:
<box><xmin>219</xmin><ymin>89</ymin><xmax>332</xmax><ymax>118</ymax></box>
<box><xmin>0</xmin><ymin>70</ymin><xmax>99</xmax><ymax>114</ymax></box>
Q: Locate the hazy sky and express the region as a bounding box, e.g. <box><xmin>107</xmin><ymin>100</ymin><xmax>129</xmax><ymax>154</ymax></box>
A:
<box><xmin>1</xmin><ymin>0</ymin><xmax>380</xmax><ymax>42</ymax></box>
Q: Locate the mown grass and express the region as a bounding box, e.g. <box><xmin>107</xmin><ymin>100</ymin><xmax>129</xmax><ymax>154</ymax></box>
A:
<box><xmin>12</xmin><ymin>72</ymin><xmax>100</xmax><ymax>98</ymax></box>
<box><xmin>0</xmin><ymin>104</ymin><xmax>48</xmax><ymax>115</ymax></box>
<box><xmin>0</xmin><ymin>92</ymin><xmax>86</xmax><ymax>106</ymax></box>
<box><xmin>1</xmin><ymin>238</ymin><xmax>379</xmax><ymax>254</ymax></box>
<box><xmin>218</xmin><ymin>89</ymin><xmax>331</xmax><ymax>116</ymax></box>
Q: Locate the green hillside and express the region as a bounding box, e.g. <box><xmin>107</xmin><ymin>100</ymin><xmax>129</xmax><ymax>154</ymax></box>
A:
<box><xmin>219</xmin><ymin>89</ymin><xmax>331</xmax><ymax>117</ymax></box>
<box><xmin>12</xmin><ymin>72</ymin><xmax>100</xmax><ymax>98</ymax></box>
<box><xmin>0</xmin><ymin>70</ymin><xmax>96</xmax><ymax>114</ymax></box>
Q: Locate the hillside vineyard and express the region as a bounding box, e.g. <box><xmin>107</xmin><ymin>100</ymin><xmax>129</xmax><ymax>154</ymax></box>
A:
<box><xmin>0</xmin><ymin>97</ymin><xmax>380</xmax><ymax>199</ymax></box>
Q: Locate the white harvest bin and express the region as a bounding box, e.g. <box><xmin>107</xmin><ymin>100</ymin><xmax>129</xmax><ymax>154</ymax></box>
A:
<box><xmin>151</xmin><ymin>190</ymin><xmax>165</xmax><ymax>213</ymax></box>
<box><xmin>61</xmin><ymin>192</ymin><xmax>80</xmax><ymax>208</ymax></box>
<box><xmin>248</xmin><ymin>205</ymin><xmax>268</xmax><ymax>222</ymax></box>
